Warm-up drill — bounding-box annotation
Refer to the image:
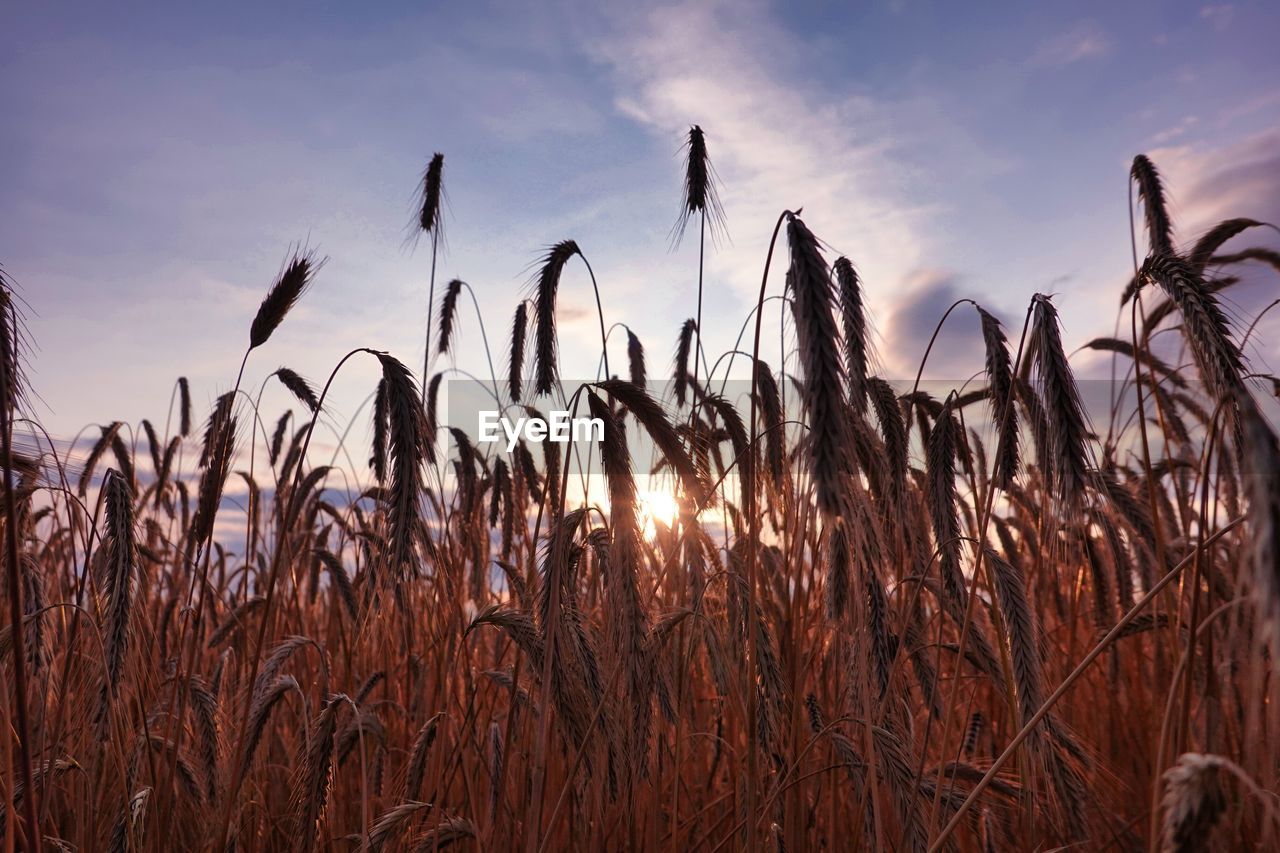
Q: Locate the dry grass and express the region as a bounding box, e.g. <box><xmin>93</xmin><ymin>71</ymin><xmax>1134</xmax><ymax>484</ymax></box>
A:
<box><xmin>2</xmin><ymin>143</ymin><xmax>1280</xmax><ymax>852</ymax></box>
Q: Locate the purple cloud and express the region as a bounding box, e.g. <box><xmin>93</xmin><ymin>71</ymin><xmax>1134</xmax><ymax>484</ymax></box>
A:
<box><xmin>1030</xmin><ymin>21</ymin><xmax>1111</xmax><ymax>67</ymax></box>
<box><xmin>881</xmin><ymin>269</ymin><xmax>1011</xmax><ymax>385</ymax></box>
<box><xmin>1149</xmin><ymin>128</ymin><xmax>1280</xmax><ymax>361</ymax></box>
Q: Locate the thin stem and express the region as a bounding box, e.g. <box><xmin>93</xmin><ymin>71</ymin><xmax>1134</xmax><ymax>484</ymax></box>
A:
<box><xmin>423</xmin><ymin>230</ymin><xmax>439</xmax><ymax>396</ymax></box>
<box><xmin>928</xmin><ymin>515</ymin><xmax>1246</xmax><ymax>851</ymax></box>
<box><xmin>745</xmin><ymin>209</ymin><xmax>793</xmax><ymax>853</ymax></box>
<box><xmin>576</xmin><ymin>253</ymin><xmax>611</xmax><ymax>382</ymax></box>
<box><xmin>458</xmin><ymin>281</ymin><xmax>503</xmax><ymax>405</ymax></box>
<box><xmin>214</xmin><ymin>346</ymin><xmax>376</xmax><ymax>850</ymax></box>
<box><xmin>0</xmin><ymin>297</ymin><xmax>39</xmax><ymax>850</ymax></box>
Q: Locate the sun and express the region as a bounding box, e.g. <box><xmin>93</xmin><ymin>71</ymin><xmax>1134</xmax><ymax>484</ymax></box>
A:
<box><xmin>637</xmin><ymin>489</ymin><xmax>680</xmax><ymax>538</ymax></box>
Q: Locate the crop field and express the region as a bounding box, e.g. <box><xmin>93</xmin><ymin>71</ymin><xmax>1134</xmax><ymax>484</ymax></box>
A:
<box><xmin>2</xmin><ymin>131</ymin><xmax>1279</xmax><ymax>851</ymax></box>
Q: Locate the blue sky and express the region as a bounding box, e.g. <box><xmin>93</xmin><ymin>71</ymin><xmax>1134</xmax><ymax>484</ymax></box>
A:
<box><xmin>4</xmin><ymin>0</ymin><xmax>1279</xmax><ymax>444</ymax></box>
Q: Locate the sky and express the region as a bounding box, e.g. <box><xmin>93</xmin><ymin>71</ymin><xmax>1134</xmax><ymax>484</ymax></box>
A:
<box><xmin>3</xmin><ymin>0</ymin><xmax>1279</xmax><ymax>451</ymax></box>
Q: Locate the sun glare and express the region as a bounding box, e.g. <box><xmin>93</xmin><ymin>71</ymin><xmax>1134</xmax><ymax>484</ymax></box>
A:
<box><xmin>637</xmin><ymin>489</ymin><xmax>680</xmax><ymax>538</ymax></box>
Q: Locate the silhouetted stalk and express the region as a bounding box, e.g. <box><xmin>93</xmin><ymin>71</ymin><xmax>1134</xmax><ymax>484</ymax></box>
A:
<box><xmin>671</xmin><ymin>207</ymin><xmax>706</xmax><ymax>851</ymax></box>
<box><xmin>1130</xmin><ymin>292</ymin><xmax>1173</xmax><ymax>613</ymax></box>
<box><xmin>906</xmin><ymin>297</ymin><xmax>977</xmax><ymax>428</ymax></box>
<box><xmin>164</xmin><ymin>247</ymin><xmax>319</xmax><ymax>813</ymax></box>
<box><xmin>0</xmin><ymin>284</ymin><xmax>38</xmax><ymax>849</ymax></box>
<box><xmin>918</xmin><ymin>304</ymin><xmax>1032</xmax><ymax>840</ymax></box>
<box><xmin>215</xmin><ymin>347</ymin><xmax>380</xmax><ymax>851</ymax></box>
<box><xmin>423</xmin><ymin>230</ymin><xmax>439</xmax><ymax>396</ymax></box>
<box><xmin>531</xmin><ymin>242</ymin><xmax>611</xmax><ymax>397</ymax></box>
<box><xmin>695</xmin><ymin>211</ymin><xmax>706</xmax><ymax>389</ymax></box>
<box><xmin>1135</xmin><ymin>400</ymin><xmax>1226</xmax><ymax>849</ymax></box>
<box><xmin>1159</xmin><ymin>404</ymin><xmax>1225</xmax><ymax>851</ymax></box>
<box><xmin>580</xmin><ymin>255</ymin><xmax>611</xmax><ymax>387</ymax></box>
<box><xmin>418</xmin><ymin>153</ymin><xmax>445</xmax><ymax>396</ymax></box>
<box><xmin>158</xmin><ymin>354</ymin><xmax>245</xmax><ymax>839</ymax></box>
<box><xmin>524</xmin><ymin>383</ymin><xmax>589</xmax><ymax>853</ymax></box>
<box><xmin>745</xmin><ymin>209</ymin><xmax>792</xmax><ymax>853</ymax></box>
<box><xmin>928</xmin><ymin>517</ymin><xmax>1246</xmax><ymax>852</ymax></box>
<box><xmin>458</xmin><ymin>280</ymin><xmax>502</xmax><ymax>405</ymax></box>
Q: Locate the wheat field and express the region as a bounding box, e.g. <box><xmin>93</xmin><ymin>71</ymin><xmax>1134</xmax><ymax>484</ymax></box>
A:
<box><xmin>2</xmin><ymin>129</ymin><xmax>1279</xmax><ymax>851</ymax></box>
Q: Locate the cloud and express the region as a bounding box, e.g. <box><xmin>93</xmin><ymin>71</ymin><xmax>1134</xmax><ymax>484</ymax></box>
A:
<box><xmin>1030</xmin><ymin>21</ymin><xmax>1111</xmax><ymax>67</ymax></box>
<box><xmin>881</xmin><ymin>269</ymin><xmax>1002</xmax><ymax>383</ymax></box>
<box><xmin>1150</xmin><ymin>115</ymin><xmax>1200</xmax><ymax>145</ymax></box>
<box><xmin>2</xmin><ymin>10</ymin><xmax>618</xmax><ymax>434</ymax></box>
<box><xmin>1148</xmin><ymin>127</ymin><xmax>1280</xmax><ymax>363</ymax></box>
<box><xmin>1200</xmin><ymin>4</ymin><xmax>1236</xmax><ymax>31</ymax></box>
<box><xmin>589</xmin><ymin>0</ymin><xmax>937</xmax><ymax>307</ymax></box>
<box><xmin>1151</xmin><ymin>129</ymin><xmax>1280</xmax><ymax>230</ymax></box>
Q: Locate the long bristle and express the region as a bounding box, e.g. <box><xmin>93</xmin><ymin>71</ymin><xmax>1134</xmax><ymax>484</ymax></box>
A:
<box><xmin>250</xmin><ymin>248</ymin><xmax>321</xmax><ymax>350</ymax></box>
<box><xmin>673</xmin><ymin>124</ymin><xmax>726</xmax><ymax>246</ymax></box>
<box><xmin>417</xmin><ymin>152</ymin><xmax>445</xmax><ymax>235</ymax></box>
<box><xmin>274</xmin><ymin>367</ymin><xmax>320</xmax><ymax>413</ymax></box>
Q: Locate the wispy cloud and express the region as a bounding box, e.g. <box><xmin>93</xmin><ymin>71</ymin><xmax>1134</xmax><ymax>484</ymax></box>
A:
<box><xmin>881</xmin><ymin>269</ymin><xmax>1000</xmax><ymax>380</ymax></box>
<box><xmin>1150</xmin><ymin>115</ymin><xmax>1200</xmax><ymax>145</ymax></box>
<box><xmin>1200</xmin><ymin>4</ymin><xmax>1236</xmax><ymax>31</ymax></box>
<box><xmin>590</xmin><ymin>0</ymin><xmax>937</xmax><ymax>305</ymax></box>
<box><xmin>7</xmin><ymin>0</ymin><xmax>1278</xmax><ymax>436</ymax></box>
<box><xmin>1149</xmin><ymin>126</ymin><xmax>1280</xmax><ymax>363</ymax></box>
<box><xmin>1030</xmin><ymin>21</ymin><xmax>1111</xmax><ymax>67</ymax></box>
<box><xmin>1150</xmin><ymin>128</ymin><xmax>1280</xmax><ymax>234</ymax></box>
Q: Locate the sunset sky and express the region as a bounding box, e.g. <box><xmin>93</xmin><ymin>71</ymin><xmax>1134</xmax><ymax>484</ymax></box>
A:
<box><xmin>4</xmin><ymin>0</ymin><xmax>1278</xmax><ymax>442</ymax></box>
